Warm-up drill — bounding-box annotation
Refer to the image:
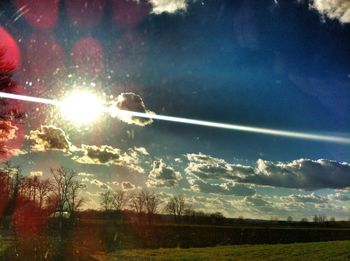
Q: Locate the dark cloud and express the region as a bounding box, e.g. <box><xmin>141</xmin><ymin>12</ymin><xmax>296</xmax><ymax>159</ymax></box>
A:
<box><xmin>113</xmin><ymin>92</ymin><xmax>153</xmax><ymax>126</ymax></box>
<box><xmin>78</xmin><ymin>144</ymin><xmax>121</xmax><ymax>164</ymax></box>
<box><xmin>121</xmin><ymin>181</ymin><xmax>136</xmax><ymax>190</ymax></box>
<box><xmin>147</xmin><ymin>159</ymin><xmax>182</xmax><ymax>187</ymax></box>
<box><xmin>186</xmin><ymin>153</ymin><xmax>350</xmax><ymax>190</ymax></box>
<box><xmin>239</xmin><ymin>159</ymin><xmax>350</xmax><ymax>190</ymax></box>
<box><xmin>73</xmin><ymin>144</ymin><xmax>146</xmax><ymax>173</ymax></box>
<box><xmin>27</xmin><ymin>125</ymin><xmax>71</xmax><ymax>151</ymax></box>
<box><xmin>311</xmin><ymin>0</ymin><xmax>350</xmax><ymax>23</ymax></box>
<box><xmin>187</xmin><ymin>176</ymin><xmax>255</xmax><ymax>196</ymax></box>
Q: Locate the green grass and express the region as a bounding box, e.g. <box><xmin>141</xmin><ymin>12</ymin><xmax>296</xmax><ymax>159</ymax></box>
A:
<box><xmin>0</xmin><ymin>236</ymin><xmax>12</xmax><ymax>254</ymax></box>
<box><xmin>96</xmin><ymin>241</ymin><xmax>350</xmax><ymax>261</ymax></box>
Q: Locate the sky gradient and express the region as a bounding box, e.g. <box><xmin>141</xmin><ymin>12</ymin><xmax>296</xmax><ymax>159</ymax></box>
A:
<box><xmin>0</xmin><ymin>0</ymin><xmax>350</xmax><ymax>220</ymax></box>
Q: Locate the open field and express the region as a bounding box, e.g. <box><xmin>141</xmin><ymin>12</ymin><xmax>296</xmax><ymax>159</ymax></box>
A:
<box><xmin>95</xmin><ymin>241</ymin><xmax>350</xmax><ymax>261</ymax></box>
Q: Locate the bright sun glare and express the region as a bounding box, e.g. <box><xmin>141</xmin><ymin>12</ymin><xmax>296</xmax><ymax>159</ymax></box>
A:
<box><xmin>60</xmin><ymin>91</ymin><xmax>104</xmax><ymax>125</ymax></box>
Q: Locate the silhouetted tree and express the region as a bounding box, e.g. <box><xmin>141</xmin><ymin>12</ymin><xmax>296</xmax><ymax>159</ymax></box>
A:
<box><xmin>144</xmin><ymin>190</ymin><xmax>160</xmax><ymax>215</ymax></box>
<box><xmin>1</xmin><ymin>162</ymin><xmax>24</xmax><ymax>216</ymax></box>
<box><xmin>112</xmin><ymin>190</ymin><xmax>127</xmax><ymax>211</ymax></box>
<box><xmin>100</xmin><ymin>190</ymin><xmax>114</xmax><ymax>211</ymax></box>
<box><xmin>164</xmin><ymin>195</ymin><xmax>186</xmax><ymax>217</ymax></box>
<box><xmin>50</xmin><ymin>166</ymin><xmax>84</xmax><ymax>216</ymax></box>
<box><xmin>129</xmin><ymin>190</ymin><xmax>146</xmax><ymax>214</ymax></box>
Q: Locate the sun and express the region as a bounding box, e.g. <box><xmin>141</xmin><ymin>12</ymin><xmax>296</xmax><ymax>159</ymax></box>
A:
<box><xmin>59</xmin><ymin>91</ymin><xmax>104</xmax><ymax>125</ymax></box>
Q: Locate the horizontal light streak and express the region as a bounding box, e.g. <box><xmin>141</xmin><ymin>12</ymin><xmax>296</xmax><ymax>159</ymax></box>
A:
<box><xmin>1</xmin><ymin>91</ymin><xmax>350</xmax><ymax>144</ymax></box>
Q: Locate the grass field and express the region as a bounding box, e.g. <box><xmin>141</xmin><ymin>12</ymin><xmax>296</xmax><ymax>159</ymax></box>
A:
<box><xmin>92</xmin><ymin>241</ymin><xmax>350</xmax><ymax>261</ymax></box>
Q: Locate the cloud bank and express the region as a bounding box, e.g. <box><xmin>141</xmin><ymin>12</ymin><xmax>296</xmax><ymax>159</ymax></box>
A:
<box><xmin>186</xmin><ymin>153</ymin><xmax>350</xmax><ymax>190</ymax></box>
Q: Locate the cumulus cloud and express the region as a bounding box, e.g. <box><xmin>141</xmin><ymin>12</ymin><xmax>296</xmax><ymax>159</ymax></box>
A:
<box><xmin>73</xmin><ymin>144</ymin><xmax>146</xmax><ymax>173</ymax></box>
<box><xmin>76</xmin><ymin>144</ymin><xmax>121</xmax><ymax>164</ymax></box>
<box><xmin>243</xmin><ymin>195</ymin><xmax>270</xmax><ymax>207</ymax></box>
<box><xmin>147</xmin><ymin>159</ymin><xmax>182</xmax><ymax>187</ymax></box>
<box><xmin>132</xmin><ymin>146</ymin><xmax>149</xmax><ymax>155</ymax></box>
<box><xmin>185</xmin><ymin>152</ymin><xmax>254</xmax><ymax>180</ymax></box>
<box><xmin>187</xmin><ymin>175</ymin><xmax>255</xmax><ymax>196</ymax></box>
<box><xmin>27</xmin><ymin>125</ymin><xmax>71</xmax><ymax>152</ymax></box>
<box><xmin>112</xmin><ymin>92</ymin><xmax>153</xmax><ymax>126</ymax></box>
<box><xmin>328</xmin><ymin>193</ymin><xmax>350</xmax><ymax>201</ymax></box>
<box><xmin>90</xmin><ymin>179</ymin><xmax>111</xmax><ymax>190</ymax></box>
<box><xmin>186</xmin><ymin>153</ymin><xmax>350</xmax><ymax>190</ymax></box>
<box><xmin>185</xmin><ymin>153</ymin><xmax>233</xmax><ymax>179</ymax></box>
<box><xmin>147</xmin><ymin>0</ymin><xmax>190</xmax><ymax>14</ymax></box>
<box><xmin>239</xmin><ymin>159</ymin><xmax>350</xmax><ymax>190</ymax></box>
<box><xmin>283</xmin><ymin>193</ymin><xmax>328</xmax><ymax>204</ymax></box>
<box><xmin>121</xmin><ymin>181</ymin><xmax>136</xmax><ymax>190</ymax></box>
<box><xmin>311</xmin><ymin>0</ymin><xmax>350</xmax><ymax>23</ymax></box>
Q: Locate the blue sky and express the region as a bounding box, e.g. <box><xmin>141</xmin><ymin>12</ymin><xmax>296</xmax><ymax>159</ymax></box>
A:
<box><xmin>1</xmin><ymin>0</ymin><xmax>350</xmax><ymax>220</ymax></box>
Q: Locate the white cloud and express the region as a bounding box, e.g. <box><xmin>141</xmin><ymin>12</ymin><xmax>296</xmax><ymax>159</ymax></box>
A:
<box><xmin>187</xmin><ymin>175</ymin><xmax>255</xmax><ymax>196</ymax></box>
<box><xmin>29</xmin><ymin>171</ymin><xmax>43</xmax><ymax>177</ymax></box>
<box><xmin>311</xmin><ymin>0</ymin><xmax>350</xmax><ymax>23</ymax></box>
<box><xmin>328</xmin><ymin>192</ymin><xmax>350</xmax><ymax>201</ymax></box>
<box><xmin>147</xmin><ymin>0</ymin><xmax>190</xmax><ymax>14</ymax></box>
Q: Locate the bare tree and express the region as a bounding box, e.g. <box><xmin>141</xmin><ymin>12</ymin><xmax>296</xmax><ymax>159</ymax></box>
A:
<box><xmin>112</xmin><ymin>190</ymin><xmax>127</xmax><ymax>211</ymax></box>
<box><xmin>67</xmin><ymin>181</ymin><xmax>85</xmax><ymax>214</ymax></box>
<box><xmin>144</xmin><ymin>190</ymin><xmax>160</xmax><ymax>215</ymax></box>
<box><xmin>164</xmin><ymin>195</ymin><xmax>186</xmax><ymax>217</ymax></box>
<box><xmin>100</xmin><ymin>190</ymin><xmax>128</xmax><ymax>211</ymax></box>
<box><xmin>50</xmin><ymin>166</ymin><xmax>84</xmax><ymax>215</ymax></box>
<box><xmin>129</xmin><ymin>190</ymin><xmax>146</xmax><ymax>214</ymax></box>
<box><xmin>0</xmin><ymin>162</ymin><xmax>24</xmax><ymax>216</ymax></box>
<box><xmin>21</xmin><ymin>176</ymin><xmax>53</xmax><ymax>209</ymax></box>
<box><xmin>100</xmin><ymin>190</ymin><xmax>114</xmax><ymax>211</ymax></box>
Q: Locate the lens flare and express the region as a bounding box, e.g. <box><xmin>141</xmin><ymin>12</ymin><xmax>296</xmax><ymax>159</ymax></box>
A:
<box><xmin>1</xmin><ymin>91</ymin><xmax>350</xmax><ymax>144</ymax></box>
<box><xmin>59</xmin><ymin>91</ymin><xmax>104</xmax><ymax>125</ymax></box>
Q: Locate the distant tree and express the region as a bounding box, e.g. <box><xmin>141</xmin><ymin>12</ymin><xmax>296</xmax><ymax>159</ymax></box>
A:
<box><xmin>164</xmin><ymin>195</ymin><xmax>186</xmax><ymax>217</ymax></box>
<box><xmin>100</xmin><ymin>190</ymin><xmax>128</xmax><ymax>212</ymax></box>
<box><xmin>100</xmin><ymin>190</ymin><xmax>114</xmax><ymax>211</ymax></box>
<box><xmin>330</xmin><ymin>217</ymin><xmax>336</xmax><ymax>222</ymax></box>
<box><xmin>300</xmin><ymin>217</ymin><xmax>309</xmax><ymax>222</ymax></box>
<box><xmin>287</xmin><ymin>216</ymin><xmax>293</xmax><ymax>222</ymax></box>
<box><xmin>313</xmin><ymin>214</ymin><xmax>327</xmax><ymax>223</ymax></box>
<box><xmin>210</xmin><ymin>212</ymin><xmax>225</xmax><ymax>220</ymax></box>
